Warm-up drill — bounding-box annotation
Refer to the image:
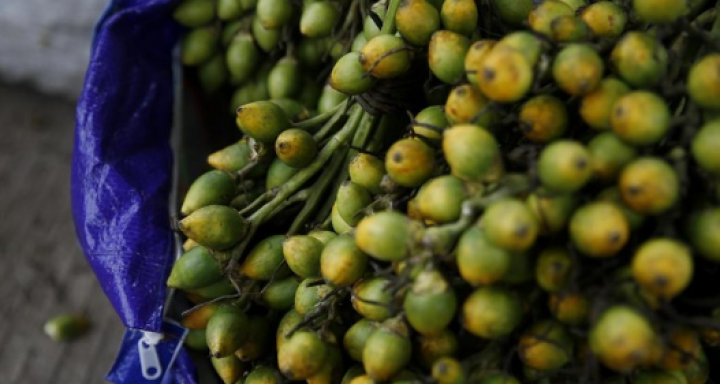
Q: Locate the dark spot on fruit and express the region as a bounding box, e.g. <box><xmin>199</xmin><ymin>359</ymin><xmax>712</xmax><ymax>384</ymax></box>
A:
<box><xmin>653</xmin><ymin>275</ymin><xmax>669</xmax><ymax>288</ymax></box>
<box><xmin>436</xmin><ymin>362</ymin><xmax>449</xmax><ymax>375</ymax></box>
<box><xmin>575</xmin><ymin>157</ymin><xmax>588</xmax><ymax>170</ymax></box>
<box><xmin>626</xmin><ymin>185</ymin><xmax>642</xmax><ymax>196</ymax></box>
<box><xmin>483</xmin><ymin>68</ymin><xmax>496</xmax><ymax>81</ymax></box>
<box><xmin>393</xmin><ymin>152</ymin><xmax>403</xmax><ymax>163</ymax></box>
<box><xmin>615</xmin><ymin>105</ymin><xmax>624</xmax><ymax>117</ymax></box>
<box><xmin>577</xmin><ymin>80</ymin><xmax>590</xmax><ymax>94</ymax></box>
<box><xmin>278</xmin><ymin>142</ymin><xmax>289</xmax><ymax>150</ymax></box>
<box><xmin>474</xmin><ymin>42</ymin><xmax>486</xmax><ymax>50</ymax></box>
<box><xmin>515</xmin><ymin>224</ymin><xmax>529</xmax><ymax>238</ymax></box>
<box><xmin>551</xmin><ymin>261</ymin><xmax>565</xmax><ymax>272</ymax></box>
<box><xmin>456</xmin><ymin>87</ymin><xmax>466</xmax><ymax>96</ymax></box>
<box><xmin>608</xmin><ymin>15</ymin><xmax>614</xmax><ymax>26</ymax></box>
<box><xmin>608</xmin><ymin>231</ymin><xmax>621</xmax><ymax>244</ymax></box>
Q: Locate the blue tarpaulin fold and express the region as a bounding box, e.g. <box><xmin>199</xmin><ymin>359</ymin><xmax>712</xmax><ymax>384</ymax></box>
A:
<box><xmin>72</xmin><ymin>0</ymin><xmax>197</xmax><ymax>382</ymax></box>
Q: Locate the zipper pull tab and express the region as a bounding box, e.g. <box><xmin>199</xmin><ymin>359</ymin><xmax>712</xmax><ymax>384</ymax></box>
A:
<box><xmin>138</xmin><ymin>331</ymin><xmax>163</xmax><ymax>380</ymax></box>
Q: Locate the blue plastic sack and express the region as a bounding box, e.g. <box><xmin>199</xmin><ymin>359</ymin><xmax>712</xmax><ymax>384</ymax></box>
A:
<box><xmin>72</xmin><ymin>0</ymin><xmax>197</xmax><ymax>382</ymax></box>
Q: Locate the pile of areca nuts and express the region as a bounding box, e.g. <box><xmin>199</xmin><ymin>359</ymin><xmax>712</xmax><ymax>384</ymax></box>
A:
<box><xmin>168</xmin><ymin>0</ymin><xmax>720</xmax><ymax>383</ymax></box>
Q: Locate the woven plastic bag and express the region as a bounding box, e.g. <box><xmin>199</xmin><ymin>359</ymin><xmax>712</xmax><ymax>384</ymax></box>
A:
<box><xmin>72</xmin><ymin>0</ymin><xmax>198</xmax><ymax>382</ymax></box>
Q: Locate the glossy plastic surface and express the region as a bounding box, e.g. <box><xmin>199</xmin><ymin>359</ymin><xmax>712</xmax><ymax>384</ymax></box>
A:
<box><xmin>72</xmin><ymin>0</ymin><xmax>197</xmax><ymax>382</ymax></box>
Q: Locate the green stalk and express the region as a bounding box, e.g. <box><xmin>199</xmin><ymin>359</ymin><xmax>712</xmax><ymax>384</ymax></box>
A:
<box><xmin>250</xmin><ymin>105</ymin><xmax>364</xmax><ymax>223</ymax></box>
<box><xmin>181</xmin><ymin>280</ymin><xmax>260</xmax><ymax>317</ymax></box>
<box><xmin>349</xmin><ymin>112</ymin><xmax>377</xmax><ymax>157</ymax></box>
<box><xmin>465</xmin><ymin>342</ymin><xmax>506</xmax><ymax>380</ymax></box>
<box><xmin>305</xmin><ymin>112</ymin><xmax>377</xmax><ymax>231</ymax></box>
<box><xmin>420</xmin><ymin>204</ymin><xmax>476</xmax><ymax>255</ymax></box>
<box><xmin>711</xmin><ymin>0</ymin><xmax>720</xmax><ymax>35</ymax></box>
<box><xmin>239</xmin><ymin>189</ymin><xmax>273</xmax><ymax>216</ymax></box>
<box><xmin>692</xmin><ymin>8</ymin><xmax>717</xmax><ymax>28</ymax></box>
<box><xmin>693</xmin><ymin>0</ymin><xmax>720</xmax><ymax>56</ymax></box>
<box><xmin>380</xmin><ymin>0</ymin><xmax>402</xmax><ymax>35</ymax></box>
<box><xmin>293</xmin><ymin>99</ymin><xmax>348</xmax><ymax>131</ymax></box>
<box><xmin>266</xmin><ymin>188</ymin><xmax>312</xmax><ymax>222</ymax></box>
<box><xmin>287</xmin><ymin>146</ymin><xmax>350</xmax><ymax>235</ymax></box>
<box><xmin>365</xmin><ymin>114</ymin><xmax>391</xmax><ymax>154</ymax></box>
<box><xmin>231</xmin><ymin>280</ymin><xmax>261</xmax><ymax>310</ymax></box>
<box><xmin>340</xmin><ymin>0</ymin><xmax>361</xmax><ymax>34</ymax></box>
<box><xmin>667</xmin><ymin>6</ymin><xmax>719</xmax><ymax>96</ymax></box>
<box><xmin>314</xmin><ymin>163</ymin><xmax>349</xmax><ymax>225</ymax></box>
<box><xmin>319</xmin><ymin>214</ymin><xmax>333</xmax><ymax>230</ymax></box>
<box><xmin>226</xmin><ymin>105</ymin><xmax>364</xmax><ymax>273</ymax></box>
<box><xmin>421</xmin><ymin>174</ymin><xmax>532</xmax><ymax>254</ymax></box>
<box><xmin>699</xmin><ymin>3</ymin><xmax>720</xmax><ymax>124</ymax></box>
<box><xmin>313</xmin><ymin>103</ymin><xmax>350</xmax><ymax>142</ymax></box>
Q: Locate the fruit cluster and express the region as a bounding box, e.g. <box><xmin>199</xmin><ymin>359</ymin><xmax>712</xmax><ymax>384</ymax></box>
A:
<box><xmin>169</xmin><ymin>0</ymin><xmax>720</xmax><ymax>383</ymax></box>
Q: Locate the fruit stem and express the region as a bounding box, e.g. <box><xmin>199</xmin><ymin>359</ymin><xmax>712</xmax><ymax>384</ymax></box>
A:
<box><xmin>266</xmin><ymin>188</ymin><xmax>312</xmax><ymax>221</ymax></box>
<box><xmin>287</xmin><ymin>146</ymin><xmax>349</xmax><ymax>235</ymax></box>
<box><xmin>258</xmin><ymin>260</ymin><xmax>290</xmax><ymax>295</ymax></box>
<box><xmin>232</xmin><ymin>280</ymin><xmax>261</xmax><ymax>309</ymax></box>
<box><xmin>310</xmin><ymin>112</ymin><xmax>379</xmax><ymax>227</ymax></box>
<box><xmin>235</xmin><ymin>139</ymin><xmax>268</xmax><ymax>179</ymax></box>
<box><xmin>339</xmin><ymin>0</ymin><xmax>361</xmax><ymax>36</ymax></box>
<box><xmin>380</xmin><ymin>0</ymin><xmax>401</xmax><ymax>34</ymax></box>
<box><xmin>692</xmin><ymin>8</ymin><xmax>717</xmax><ymax>28</ymax></box>
<box><xmin>330</xmin><ymin>111</ymin><xmax>380</xmax><ymax>225</ymax></box>
<box><xmin>238</xmin><ymin>189</ymin><xmax>273</xmax><ymax>216</ymax></box>
<box><xmin>235</xmin><ymin>158</ymin><xmax>258</xmax><ymax>179</ymax></box>
<box><xmin>251</xmin><ymin>105</ymin><xmax>364</xmax><ymax>223</ymax></box>
<box><xmin>703</xmin><ymin>0</ymin><xmax>720</xmax><ymax>53</ymax></box>
<box><xmin>685</xmin><ymin>2</ymin><xmax>720</xmax><ymax>55</ymax></box>
<box><xmin>711</xmin><ymin>0</ymin><xmax>720</xmax><ymax>35</ymax></box>
<box><xmin>227</xmin><ymin>105</ymin><xmax>363</xmax><ymax>273</ymax></box>
<box><xmin>420</xmin><ymin>174</ymin><xmax>532</xmax><ymax>253</ymax></box>
<box><xmin>350</xmin><ymin>111</ymin><xmax>378</xmax><ymax>157</ymax></box>
<box><xmin>235</xmin><ymin>179</ymin><xmax>256</xmax><ymax>193</ymax></box>
<box><xmin>300</xmin><ymin>113</ymin><xmax>377</xmax><ymax>233</ymax></box>
<box><xmin>286</xmin><ymin>287</ymin><xmax>345</xmax><ymax>338</ymax></box>
<box><xmin>293</xmin><ymin>99</ymin><xmax>349</xmax><ymax>131</ymax></box>
<box><xmin>314</xmin><ymin>102</ymin><xmax>351</xmax><ymax>141</ymax></box>
<box><xmin>181</xmin><ymin>280</ymin><xmax>261</xmax><ymax>317</ymax></box>
<box><xmin>464</xmin><ymin>341</ymin><xmax>506</xmax><ymax>378</ymax></box>
<box><xmin>420</xmin><ymin>205</ymin><xmax>475</xmax><ymax>255</ymax></box>
<box><xmin>462</xmin><ymin>182</ymin><xmax>530</xmax><ymax>218</ymax></box>
<box><xmin>318</xmin><ymin>213</ymin><xmax>333</xmax><ymax>230</ymax></box>
<box><xmin>366</xmin><ymin>113</ymin><xmax>392</xmax><ymax>153</ymax></box>
<box><xmin>359</xmin><ymin>192</ymin><xmax>403</xmax><ymax>217</ymax></box>
<box><xmin>313</xmin><ymin>162</ymin><xmax>349</xmax><ymax>225</ymax></box>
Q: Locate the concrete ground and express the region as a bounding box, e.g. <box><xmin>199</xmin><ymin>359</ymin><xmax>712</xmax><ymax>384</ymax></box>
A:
<box><xmin>0</xmin><ymin>83</ymin><xmax>124</xmax><ymax>383</ymax></box>
<box><xmin>0</xmin><ymin>0</ymin><xmax>106</xmax><ymax>98</ymax></box>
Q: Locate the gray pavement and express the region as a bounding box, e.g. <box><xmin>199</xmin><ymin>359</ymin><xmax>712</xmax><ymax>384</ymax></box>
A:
<box><xmin>0</xmin><ymin>83</ymin><xmax>124</xmax><ymax>384</ymax></box>
<box><xmin>0</xmin><ymin>0</ymin><xmax>106</xmax><ymax>98</ymax></box>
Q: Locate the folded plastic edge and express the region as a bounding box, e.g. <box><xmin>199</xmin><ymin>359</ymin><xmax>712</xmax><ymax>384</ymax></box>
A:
<box><xmin>72</xmin><ymin>1</ymin><xmax>199</xmax><ymax>382</ymax></box>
